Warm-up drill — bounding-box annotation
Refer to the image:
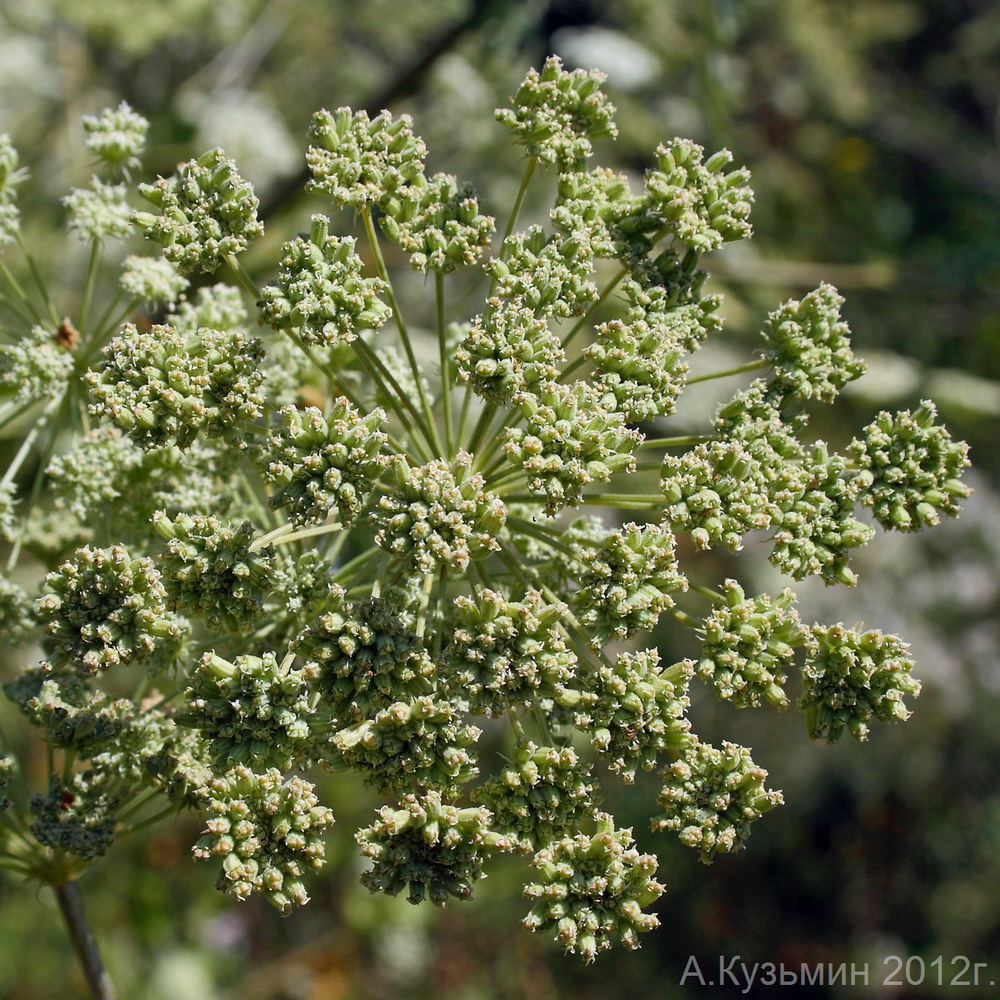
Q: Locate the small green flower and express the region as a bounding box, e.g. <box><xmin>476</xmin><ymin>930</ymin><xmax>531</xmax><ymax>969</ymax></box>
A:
<box><xmin>504</xmin><ymin>381</ymin><xmax>641</xmax><ymax>514</ymax></box>
<box><xmin>455</xmin><ymin>302</ymin><xmax>564</xmax><ymax>405</ymax></box>
<box><xmin>445</xmin><ymin>588</ymin><xmax>577</xmax><ymax>716</ymax></box>
<box><xmin>168</xmin><ymin>283</ymin><xmax>247</xmax><ymax>334</ymax></box>
<box><xmin>496</xmin><ymin>56</ymin><xmax>618</xmax><ymax>168</ymax></box>
<box><xmin>292</xmin><ymin>588</ymin><xmax>434</xmax><ymax>723</ymax></box>
<box><xmin>0</xmin><ymin>133</ymin><xmax>28</xmax><ymax>245</ymax></box>
<box><xmin>762</xmin><ymin>284</ymin><xmax>865</xmax><ymax>402</ymax></box>
<box><xmin>333</xmin><ymin>695</ymin><xmax>480</xmax><ymax>795</ymax></box>
<box><xmin>119</xmin><ymin>255</ymin><xmax>189</xmax><ymax>306</ymax></box>
<box><xmin>87</xmin><ymin>323</ymin><xmax>266</xmax><ymax>450</ymax></box>
<box><xmin>474</xmin><ymin>742</ymin><xmax>598</xmax><ymax>851</ymax></box>
<box><xmin>0</xmin><ymin>573</ymin><xmax>33</xmax><ymax>641</ymax></box>
<box><xmin>181</xmin><ymin>651</ymin><xmax>321</xmax><ymax>771</ymax></box>
<box><xmin>48</xmin><ymin>426</ymin><xmax>143</xmax><ymax>519</ymax></box>
<box><xmin>850</xmin><ymin>400</ymin><xmax>972</xmax><ymax>531</ymax></box>
<box><xmin>31</xmin><ymin>771</ymin><xmax>120</xmax><ymax>862</ymax></box>
<box><xmin>153</xmin><ymin>512</ymin><xmax>274</xmax><ymax>633</ymax></box>
<box><xmin>133</xmin><ymin>148</ymin><xmax>263</xmax><ymax>273</ymax></box>
<box><xmin>0</xmin><ymin>324</ymin><xmax>76</xmax><ymax>401</ymax></box>
<box><xmin>63</xmin><ymin>179</ymin><xmax>131</xmax><ymax>242</ymax></box>
<box><xmin>770</xmin><ymin>443</ymin><xmax>874</xmax><ymax>586</ymax></box>
<box><xmin>800</xmin><ymin>625</ymin><xmax>920</xmax><ymax>742</ymax></box>
<box><xmin>4</xmin><ymin>664</ymin><xmax>134</xmax><ymax>754</ymax></box>
<box><xmin>487</xmin><ymin>226</ymin><xmax>596</xmax><ymax>318</ymax></box>
<box><xmin>660</xmin><ymin>440</ymin><xmax>776</xmax><ymax>551</ymax></box>
<box><xmin>698</xmin><ymin>581</ymin><xmax>810</xmax><ymax>709</ymax></box>
<box><xmin>572</xmin><ymin>522</ymin><xmax>688</xmax><ymax>645</ymax></box>
<box><xmin>551</xmin><ymin>167</ymin><xmax>660</xmax><ymax>261</ymax></box>
<box><xmin>522</xmin><ymin>813</ymin><xmax>663</xmax><ymax>963</ymax></box>
<box><xmin>574</xmin><ymin>650</ymin><xmax>693</xmax><ymax>781</ymax></box>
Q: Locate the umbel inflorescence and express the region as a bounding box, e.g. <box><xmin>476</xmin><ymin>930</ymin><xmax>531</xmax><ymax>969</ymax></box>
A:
<box><xmin>0</xmin><ymin>57</ymin><xmax>971</xmax><ymax>965</ymax></box>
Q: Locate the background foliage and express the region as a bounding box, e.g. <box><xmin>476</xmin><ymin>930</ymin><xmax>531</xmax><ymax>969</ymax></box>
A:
<box><xmin>0</xmin><ymin>0</ymin><xmax>997</xmax><ymax>996</ymax></box>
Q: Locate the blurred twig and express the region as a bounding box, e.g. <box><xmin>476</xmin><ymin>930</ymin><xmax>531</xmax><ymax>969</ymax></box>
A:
<box><xmin>258</xmin><ymin>0</ymin><xmax>515</xmax><ymax>223</ymax></box>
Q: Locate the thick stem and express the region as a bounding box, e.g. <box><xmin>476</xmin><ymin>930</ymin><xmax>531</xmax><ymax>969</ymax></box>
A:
<box><xmin>54</xmin><ymin>881</ymin><xmax>117</xmax><ymax>1000</ymax></box>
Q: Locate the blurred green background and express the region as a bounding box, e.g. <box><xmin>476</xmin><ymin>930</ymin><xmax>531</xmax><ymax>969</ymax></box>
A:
<box><xmin>1</xmin><ymin>0</ymin><xmax>998</xmax><ymax>996</ymax></box>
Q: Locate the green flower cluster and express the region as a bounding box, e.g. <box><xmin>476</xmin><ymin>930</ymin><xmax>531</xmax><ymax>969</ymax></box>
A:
<box><xmin>333</xmin><ymin>696</ymin><xmax>480</xmax><ymax>795</ymax></box>
<box><xmin>473</xmin><ymin>742</ymin><xmax>597</xmax><ymax>851</ymax></box>
<box><xmin>380</xmin><ymin>172</ymin><xmax>496</xmax><ymax>273</ymax></box>
<box><xmin>356</xmin><ymin>791</ymin><xmax>510</xmax><ymax>905</ymax></box>
<box><xmin>0</xmin><ymin>133</ymin><xmax>26</xmax><ymax>245</ymax></box>
<box><xmin>119</xmin><ymin>254</ymin><xmax>188</xmax><ymax>306</ymax></box>
<box><xmin>698</xmin><ymin>581</ymin><xmax>807</xmax><ymax>709</ymax></box>
<box><xmin>571</xmin><ymin>522</ymin><xmax>687</xmax><ymax>644</ymax></box>
<box><xmin>181</xmin><ymin>652</ymin><xmax>320</xmax><ymax>771</ymax></box>
<box><xmin>35</xmin><ymin>544</ymin><xmax>184</xmax><ymax>672</ymax></box>
<box><xmin>455</xmin><ymin>303</ymin><xmax>564</xmax><ymax>404</ymax></box>
<box><xmin>504</xmin><ymin>380</ymin><xmax>641</xmax><ymax>513</ymax></box>
<box><xmin>87</xmin><ymin>323</ymin><xmax>266</xmax><ymax>449</ymax></box>
<box><xmin>133</xmin><ymin>148</ymin><xmax>263</xmax><ymax>272</ymax></box>
<box><xmin>153</xmin><ymin>512</ymin><xmax>274</xmax><ymax>632</ymax></box>
<box><xmin>292</xmin><ymin>590</ymin><xmax>434</xmax><ymax>722</ymax></box>
<box><xmin>82</xmin><ymin>101</ymin><xmax>148</xmax><ymax>175</ymax></box>
<box><xmin>522</xmin><ymin>814</ymin><xmax>664</xmax><ymax>962</ymax></box>
<box><xmin>63</xmin><ymin>179</ymin><xmax>131</xmax><ymax>243</ymax></box>
<box><xmin>761</xmin><ymin>283</ymin><xmax>865</xmax><ymax>402</ymax></box>
<box><xmin>851</xmin><ymin>400</ymin><xmax>972</xmax><ymax>531</ymax></box>
<box><xmin>653</xmin><ymin>739</ymin><xmax>783</xmax><ymax>862</ymax></box>
<box><xmin>258</xmin><ymin>216</ymin><xmax>391</xmax><ymax>345</ymax></box>
<box><xmin>800</xmin><ymin>625</ymin><xmax>920</xmax><ymax>742</ymax></box>
<box><xmin>306</xmin><ymin>107</ymin><xmax>427</xmax><ymax>209</ymax></box>
<box><xmin>574</xmin><ymin>649</ymin><xmax>693</xmax><ymax>781</ymax></box>
<box><xmin>445</xmin><ymin>588</ymin><xmax>577</xmax><ymax>715</ymax></box>
<box><xmin>645</xmin><ymin>138</ymin><xmax>753</xmax><ymax>252</ymax></box>
<box><xmin>47</xmin><ymin>426</ymin><xmax>142</xmax><ymax>519</ymax></box>
<box><xmin>264</xmin><ymin>399</ymin><xmax>387</xmax><ymax>526</ymax></box>
<box><xmin>193</xmin><ymin>766</ymin><xmax>334</xmax><ymax>914</ymax></box>
<box><xmin>5</xmin><ymin>665</ymin><xmax>134</xmax><ymax>754</ymax></box>
<box><xmin>0</xmin><ymin>64</ymin><xmax>973</xmax><ymax>966</ymax></box>
<box><xmin>496</xmin><ymin>55</ymin><xmax>618</xmax><ymax>167</ymax></box>
<box><xmin>373</xmin><ymin>452</ymin><xmax>507</xmax><ymax>575</ymax></box>
<box><xmin>0</xmin><ymin>324</ymin><xmax>76</xmax><ymax>401</ymax></box>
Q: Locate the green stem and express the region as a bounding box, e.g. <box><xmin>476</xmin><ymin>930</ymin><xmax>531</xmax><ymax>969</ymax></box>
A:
<box><xmin>0</xmin><ymin>259</ymin><xmax>43</xmax><ymax>325</ymax></box>
<box><xmin>361</xmin><ymin>208</ymin><xmax>443</xmax><ymax>456</ymax></box>
<box><xmin>559</xmin><ymin>264</ymin><xmax>628</xmax><ymax>352</ymax></box>
<box><xmin>78</xmin><ymin>240</ymin><xmax>101</xmax><ymax>333</ymax></box>
<box><xmin>16</xmin><ymin>231</ymin><xmax>59</xmax><ymax>325</ymax></box>
<box><xmin>224</xmin><ymin>253</ymin><xmax>260</xmax><ymax>299</ymax></box>
<box><xmin>667</xmin><ymin>606</ymin><xmax>702</xmax><ymax>629</ymax></box>
<box><xmin>351</xmin><ymin>337</ymin><xmax>435</xmax><ymax>461</ymax></box>
<box><xmin>493</xmin><ymin>157</ymin><xmax>537</xmax><ymax>278</ymax></box>
<box><xmin>640</xmin><ymin>434</ymin><xmax>712</xmax><ymax>449</ymax></box>
<box><xmin>251</xmin><ymin>520</ymin><xmax>344</xmax><ymax>553</ymax></box>
<box><xmin>0</xmin><ymin>396</ymin><xmax>59</xmax><ymax>488</ymax></box>
<box><xmin>690</xmin><ymin>583</ymin><xmax>724</xmax><ymax>602</ymax></box>
<box><xmin>686</xmin><ymin>358</ymin><xmax>769</xmax><ymax>385</ymax></box>
<box><xmin>436</xmin><ymin>272</ymin><xmax>453</xmax><ymax>455</ymax></box>
<box><xmin>54</xmin><ymin>881</ymin><xmax>117</xmax><ymax>1000</ymax></box>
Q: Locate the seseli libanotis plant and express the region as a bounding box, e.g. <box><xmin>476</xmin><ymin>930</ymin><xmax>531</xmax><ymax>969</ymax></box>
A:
<box><xmin>0</xmin><ymin>56</ymin><xmax>971</xmax><ymax>983</ymax></box>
